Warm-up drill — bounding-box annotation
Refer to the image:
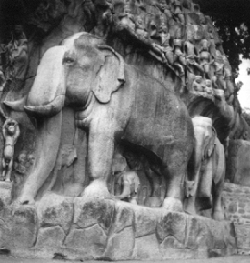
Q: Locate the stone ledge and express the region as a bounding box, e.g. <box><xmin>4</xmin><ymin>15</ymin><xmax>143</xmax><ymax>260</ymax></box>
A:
<box><xmin>0</xmin><ymin>195</ymin><xmax>238</xmax><ymax>261</ymax></box>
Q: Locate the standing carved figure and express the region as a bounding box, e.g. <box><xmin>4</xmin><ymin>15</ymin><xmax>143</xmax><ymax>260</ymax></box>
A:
<box><xmin>2</xmin><ymin>118</ymin><xmax>20</xmax><ymax>182</ymax></box>
<box><xmin>5</xmin><ymin>25</ymin><xmax>28</xmax><ymax>95</ymax></box>
<box><xmin>186</xmin><ymin>117</ymin><xmax>225</xmax><ymax>221</ymax></box>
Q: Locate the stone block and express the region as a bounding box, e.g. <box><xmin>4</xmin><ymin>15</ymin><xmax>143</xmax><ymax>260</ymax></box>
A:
<box><xmin>12</xmin><ymin>205</ymin><xmax>37</xmax><ymax>248</ymax></box>
<box><xmin>223</xmin><ymin>222</ymin><xmax>237</xmax><ymax>249</ymax></box>
<box><xmin>111</xmin><ymin>201</ymin><xmax>135</xmax><ymax>234</ymax></box>
<box><xmin>0</xmin><ymin>219</ymin><xmax>13</xmax><ymax>249</ymax></box>
<box><xmin>74</xmin><ymin>197</ymin><xmax>114</xmax><ymax>233</ymax></box>
<box><xmin>36</xmin><ymin>226</ymin><xmax>65</xmax><ymax>248</ymax></box>
<box><xmin>136</xmin><ymin>234</ymin><xmax>161</xmax><ymax>260</ymax></box>
<box><xmin>37</xmin><ymin>194</ymin><xmax>74</xmax><ymax>233</ymax></box>
<box><xmin>186</xmin><ymin>216</ymin><xmax>213</xmax><ymax>249</ymax></box>
<box><xmin>135</xmin><ymin>206</ymin><xmax>162</xmax><ymax>237</ymax></box>
<box><xmin>105</xmin><ymin>227</ymin><xmax>135</xmax><ymax>260</ymax></box>
<box><xmin>156</xmin><ymin>211</ymin><xmax>187</xmax><ymax>246</ymax></box>
<box><xmin>64</xmin><ymin>224</ymin><xmax>107</xmax><ymax>258</ymax></box>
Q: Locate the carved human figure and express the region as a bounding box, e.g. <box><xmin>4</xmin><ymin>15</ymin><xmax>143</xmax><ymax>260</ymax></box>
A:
<box><xmin>199</xmin><ymin>39</ymin><xmax>213</xmax><ymax>80</ymax></box>
<box><xmin>5</xmin><ymin>25</ymin><xmax>28</xmax><ymax>93</ymax></box>
<box><xmin>186</xmin><ymin>117</ymin><xmax>225</xmax><ymax>221</ymax></box>
<box><xmin>2</xmin><ymin>118</ymin><xmax>20</xmax><ymax>182</ymax></box>
<box><xmin>212</xmin><ymin>49</ymin><xmax>225</xmax><ymax>90</ymax></box>
<box><xmin>153</xmin><ymin>24</ymin><xmax>174</xmax><ymax>66</ymax></box>
<box><xmin>171</xmin><ymin>0</ymin><xmax>185</xmax><ymax>25</ymax></box>
<box><xmin>173</xmin><ymin>27</ymin><xmax>186</xmax><ymax>93</ymax></box>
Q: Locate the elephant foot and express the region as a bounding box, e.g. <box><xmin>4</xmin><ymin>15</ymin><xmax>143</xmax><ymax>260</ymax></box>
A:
<box><xmin>19</xmin><ymin>195</ymin><xmax>36</xmax><ymax>205</ymax></box>
<box><xmin>212</xmin><ymin>209</ymin><xmax>224</xmax><ymax>221</ymax></box>
<box><xmin>163</xmin><ymin>197</ymin><xmax>183</xmax><ymax>212</ymax></box>
<box><xmin>82</xmin><ymin>180</ymin><xmax>111</xmax><ymax>199</ymax></box>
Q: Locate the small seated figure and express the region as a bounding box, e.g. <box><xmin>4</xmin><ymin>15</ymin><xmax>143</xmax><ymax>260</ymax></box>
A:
<box><xmin>2</xmin><ymin>118</ymin><xmax>20</xmax><ymax>182</ymax></box>
<box><xmin>152</xmin><ymin>24</ymin><xmax>174</xmax><ymax>65</ymax></box>
<box><xmin>115</xmin><ymin>170</ymin><xmax>140</xmax><ymax>205</ymax></box>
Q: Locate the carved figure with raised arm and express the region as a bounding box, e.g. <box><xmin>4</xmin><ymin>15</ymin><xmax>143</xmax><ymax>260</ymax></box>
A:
<box><xmin>2</xmin><ymin>118</ymin><xmax>20</xmax><ymax>182</ymax></box>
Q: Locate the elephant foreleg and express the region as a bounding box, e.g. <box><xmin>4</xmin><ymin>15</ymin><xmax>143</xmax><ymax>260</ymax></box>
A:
<box><xmin>83</xmin><ymin>108</ymin><xmax>114</xmax><ymax>198</ymax></box>
<box><xmin>20</xmin><ymin>112</ymin><xmax>62</xmax><ymax>205</ymax></box>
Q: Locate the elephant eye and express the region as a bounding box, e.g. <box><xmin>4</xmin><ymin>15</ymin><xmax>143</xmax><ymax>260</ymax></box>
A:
<box><xmin>63</xmin><ymin>56</ymin><xmax>75</xmax><ymax>65</ymax></box>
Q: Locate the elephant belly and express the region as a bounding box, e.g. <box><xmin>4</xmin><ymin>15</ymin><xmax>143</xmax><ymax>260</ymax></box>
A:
<box><xmin>121</xmin><ymin>70</ymin><xmax>190</xmax><ymax>161</ymax></box>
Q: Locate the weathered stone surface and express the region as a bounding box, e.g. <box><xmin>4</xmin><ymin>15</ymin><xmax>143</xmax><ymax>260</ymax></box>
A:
<box><xmin>37</xmin><ymin>195</ymin><xmax>74</xmax><ymax>233</ymax></box>
<box><xmin>156</xmin><ymin>211</ymin><xmax>187</xmax><ymax>246</ymax></box>
<box><xmin>74</xmin><ymin>197</ymin><xmax>114</xmax><ymax>232</ymax></box>
<box><xmin>186</xmin><ymin>216</ymin><xmax>213</xmax><ymax>249</ymax></box>
<box><xmin>105</xmin><ymin>227</ymin><xmax>135</xmax><ymax>260</ymax></box>
<box><xmin>0</xmin><ymin>182</ymin><xmax>12</xmax><ymax>206</ymax></box>
<box><xmin>12</xmin><ymin>206</ymin><xmax>37</xmax><ymax>248</ymax></box>
<box><xmin>64</xmin><ymin>224</ymin><xmax>107</xmax><ymax>258</ymax></box>
<box><xmin>135</xmin><ymin>206</ymin><xmax>162</xmax><ymax>237</ymax></box>
<box><xmin>0</xmin><ymin>219</ymin><xmax>13</xmax><ymax>249</ymax></box>
<box><xmin>224</xmin><ymin>222</ymin><xmax>237</xmax><ymax>249</ymax></box>
<box><xmin>36</xmin><ymin>226</ymin><xmax>65</xmax><ymax>248</ymax></box>
<box><xmin>111</xmin><ymin>201</ymin><xmax>135</xmax><ymax>234</ymax></box>
<box><xmin>226</xmin><ymin>140</ymin><xmax>250</xmax><ymax>186</ymax></box>
<box><xmin>136</xmin><ymin>234</ymin><xmax>161</xmax><ymax>260</ymax></box>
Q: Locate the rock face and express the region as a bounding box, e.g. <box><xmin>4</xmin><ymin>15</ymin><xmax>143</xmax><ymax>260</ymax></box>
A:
<box><xmin>0</xmin><ymin>196</ymin><xmax>238</xmax><ymax>260</ymax></box>
<box><xmin>0</xmin><ymin>0</ymin><xmax>250</xmax><ymax>260</ymax></box>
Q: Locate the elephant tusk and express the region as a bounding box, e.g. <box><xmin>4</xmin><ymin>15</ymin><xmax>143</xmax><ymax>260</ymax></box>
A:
<box><xmin>4</xmin><ymin>97</ymin><xmax>26</xmax><ymax>112</ymax></box>
<box><xmin>24</xmin><ymin>95</ymin><xmax>64</xmax><ymax>118</ymax></box>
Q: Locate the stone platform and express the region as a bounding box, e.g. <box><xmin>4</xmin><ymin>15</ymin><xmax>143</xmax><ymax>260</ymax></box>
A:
<box><xmin>0</xmin><ymin>193</ymin><xmax>237</xmax><ymax>261</ymax></box>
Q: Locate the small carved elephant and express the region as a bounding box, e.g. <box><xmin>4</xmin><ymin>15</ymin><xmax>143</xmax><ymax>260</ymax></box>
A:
<box><xmin>185</xmin><ymin>116</ymin><xmax>225</xmax><ymax>221</ymax></box>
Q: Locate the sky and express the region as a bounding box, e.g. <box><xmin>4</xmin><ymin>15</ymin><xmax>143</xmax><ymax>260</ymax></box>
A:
<box><xmin>237</xmin><ymin>58</ymin><xmax>250</xmax><ymax>110</ymax></box>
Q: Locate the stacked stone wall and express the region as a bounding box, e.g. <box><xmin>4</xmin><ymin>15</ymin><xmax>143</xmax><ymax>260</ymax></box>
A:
<box><xmin>223</xmin><ymin>183</ymin><xmax>250</xmax><ymax>255</ymax></box>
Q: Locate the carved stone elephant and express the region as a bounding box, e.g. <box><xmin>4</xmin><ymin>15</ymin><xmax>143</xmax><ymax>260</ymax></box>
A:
<box><xmin>6</xmin><ymin>32</ymin><xmax>194</xmax><ymax>211</ymax></box>
<box><xmin>185</xmin><ymin>117</ymin><xmax>225</xmax><ymax>221</ymax></box>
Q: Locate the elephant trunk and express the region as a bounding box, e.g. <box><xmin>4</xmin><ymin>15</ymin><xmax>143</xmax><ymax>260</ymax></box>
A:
<box><xmin>24</xmin><ymin>45</ymin><xmax>66</xmax><ymax>118</ymax></box>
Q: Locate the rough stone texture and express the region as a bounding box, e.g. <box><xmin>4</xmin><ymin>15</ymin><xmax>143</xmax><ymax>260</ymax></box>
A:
<box><xmin>0</xmin><ymin>182</ymin><xmax>13</xmax><ymax>206</ymax></box>
<box><xmin>136</xmin><ymin>234</ymin><xmax>161</xmax><ymax>260</ymax></box>
<box><xmin>74</xmin><ymin>197</ymin><xmax>115</xmax><ymax>233</ymax></box>
<box><xmin>226</xmin><ymin>140</ymin><xmax>250</xmax><ymax>186</ymax></box>
<box><xmin>64</xmin><ymin>224</ymin><xmax>107</xmax><ymax>259</ymax></box>
<box><xmin>0</xmin><ymin>196</ymin><xmax>240</xmax><ymax>260</ymax></box>
<box><xmin>224</xmin><ymin>183</ymin><xmax>250</xmax><ymax>224</ymax></box>
<box><xmin>36</xmin><ymin>226</ymin><xmax>65</xmax><ymax>248</ymax></box>
<box><xmin>36</xmin><ymin>195</ymin><xmax>74</xmax><ymax>234</ymax></box>
<box><xmin>12</xmin><ymin>206</ymin><xmax>37</xmax><ymax>249</ymax></box>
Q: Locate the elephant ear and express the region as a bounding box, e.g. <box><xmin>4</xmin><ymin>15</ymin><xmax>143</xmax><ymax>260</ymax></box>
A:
<box><xmin>93</xmin><ymin>45</ymin><xmax>125</xmax><ymax>104</ymax></box>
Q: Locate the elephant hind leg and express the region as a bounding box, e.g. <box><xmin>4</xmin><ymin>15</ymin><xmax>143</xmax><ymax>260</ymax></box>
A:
<box><xmin>162</xmin><ymin>159</ymin><xmax>185</xmax><ymax>212</ymax></box>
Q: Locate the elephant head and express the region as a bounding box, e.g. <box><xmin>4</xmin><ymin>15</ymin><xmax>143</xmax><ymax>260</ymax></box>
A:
<box><xmin>23</xmin><ymin>33</ymin><xmax>125</xmax><ymax>118</ymax></box>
